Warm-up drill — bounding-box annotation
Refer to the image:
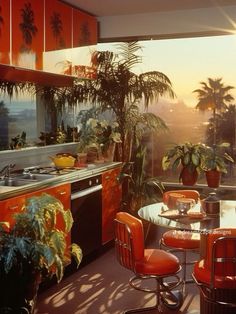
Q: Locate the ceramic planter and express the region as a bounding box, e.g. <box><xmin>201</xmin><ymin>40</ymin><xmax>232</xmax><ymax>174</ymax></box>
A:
<box><xmin>205</xmin><ymin>170</ymin><xmax>221</xmax><ymax>188</ymax></box>
<box><xmin>181</xmin><ymin>166</ymin><xmax>198</xmax><ymax>186</ymax></box>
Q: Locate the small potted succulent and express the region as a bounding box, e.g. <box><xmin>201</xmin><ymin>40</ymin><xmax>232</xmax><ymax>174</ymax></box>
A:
<box><xmin>0</xmin><ymin>193</ymin><xmax>82</xmax><ymax>313</ymax></box>
<box><xmin>200</xmin><ymin>143</ymin><xmax>234</xmax><ymax>188</ymax></box>
<box><xmin>162</xmin><ymin>142</ymin><xmax>204</xmax><ymax>186</ymax></box>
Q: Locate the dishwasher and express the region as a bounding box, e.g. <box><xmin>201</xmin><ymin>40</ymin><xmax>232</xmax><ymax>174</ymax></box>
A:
<box><xmin>71</xmin><ymin>175</ymin><xmax>102</xmax><ymax>257</ymax></box>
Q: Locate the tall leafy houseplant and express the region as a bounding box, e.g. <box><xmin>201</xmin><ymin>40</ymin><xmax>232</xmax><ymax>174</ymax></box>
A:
<box><xmin>0</xmin><ymin>193</ymin><xmax>82</xmax><ymax>313</ymax></box>
<box><xmin>162</xmin><ymin>142</ymin><xmax>203</xmax><ymax>186</ymax></box>
<box><xmin>72</xmin><ymin>41</ymin><xmax>174</xmax><ymax>161</ymax></box>
<box><xmin>119</xmin><ymin>145</ymin><xmax>164</xmax><ymax>214</ymax></box>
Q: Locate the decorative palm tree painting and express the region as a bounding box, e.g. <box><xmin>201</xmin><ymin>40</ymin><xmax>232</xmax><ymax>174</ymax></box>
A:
<box><xmin>0</xmin><ymin>0</ymin><xmax>10</xmax><ymax>65</ymax></box>
<box><xmin>45</xmin><ymin>0</ymin><xmax>72</xmax><ymax>51</ymax></box>
<box><xmin>73</xmin><ymin>9</ymin><xmax>97</xmax><ymax>48</ymax></box>
<box><xmin>12</xmin><ymin>0</ymin><xmax>44</xmax><ymax>70</ymax></box>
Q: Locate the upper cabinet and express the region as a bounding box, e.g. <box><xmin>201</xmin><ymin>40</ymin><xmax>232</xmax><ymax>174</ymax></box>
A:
<box><xmin>0</xmin><ymin>0</ymin><xmax>98</xmax><ymax>81</ymax></box>
<box><xmin>12</xmin><ymin>0</ymin><xmax>44</xmax><ymax>70</ymax></box>
<box><xmin>73</xmin><ymin>8</ymin><xmax>97</xmax><ymax>48</ymax></box>
<box><xmin>45</xmin><ymin>0</ymin><xmax>72</xmax><ymax>52</ymax></box>
<box><xmin>0</xmin><ymin>0</ymin><xmax>10</xmax><ymax>65</ymax></box>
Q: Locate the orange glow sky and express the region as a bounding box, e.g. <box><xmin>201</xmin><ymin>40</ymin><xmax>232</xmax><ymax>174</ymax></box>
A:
<box><xmin>98</xmin><ymin>34</ymin><xmax>236</xmax><ymax>108</ymax></box>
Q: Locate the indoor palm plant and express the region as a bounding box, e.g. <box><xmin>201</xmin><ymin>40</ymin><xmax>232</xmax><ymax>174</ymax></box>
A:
<box><xmin>200</xmin><ymin>143</ymin><xmax>234</xmax><ymax>188</ymax></box>
<box><xmin>0</xmin><ymin>193</ymin><xmax>82</xmax><ymax>313</ymax></box>
<box><xmin>162</xmin><ymin>142</ymin><xmax>204</xmax><ymax>186</ymax></box>
<box><xmin>119</xmin><ymin>144</ymin><xmax>164</xmax><ymax>214</ymax></box>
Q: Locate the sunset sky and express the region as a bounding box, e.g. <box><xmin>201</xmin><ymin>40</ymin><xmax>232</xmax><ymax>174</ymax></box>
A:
<box><xmin>98</xmin><ymin>34</ymin><xmax>236</xmax><ymax>108</ymax></box>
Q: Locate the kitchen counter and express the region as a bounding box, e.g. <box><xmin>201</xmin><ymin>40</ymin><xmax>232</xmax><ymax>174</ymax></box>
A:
<box><xmin>0</xmin><ymin>162</ymin><xmax>122</xmax><ymax>200</ymax></box>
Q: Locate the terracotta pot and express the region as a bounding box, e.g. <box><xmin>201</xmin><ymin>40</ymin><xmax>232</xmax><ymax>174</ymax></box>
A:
<box><xmin>181</xmin><ymin>166</ymin><xmax>198</xmax><ymax>186</ymax></box>
<box><xmin>205</xmin><ymin>170</ymin><xmax>221</xmax><ymax>188</ymax></box>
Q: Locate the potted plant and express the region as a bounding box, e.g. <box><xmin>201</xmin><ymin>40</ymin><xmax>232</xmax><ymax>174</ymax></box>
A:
<box><xmin>0</xmin><ymin>193</ymin><xmax>82</xmax><ymax>313</ymax></box>
<box><xmin>162</xmin><ymin>142</ymin><xmax>203</xmax><ymax>186</ymax></box>
<box><xmin>119</xmin><ymin>144</ymin><xmax>164</xmax><ymax>213</ymax></box>
<box><xmin>200</xmin><ymin>143</ymin><xmax>234</xmax><ymax>188</ymax></box>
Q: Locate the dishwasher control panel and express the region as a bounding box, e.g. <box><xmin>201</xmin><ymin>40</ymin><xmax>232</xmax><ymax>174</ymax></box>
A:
<box><xmin>71</xmin><ymin>175</ymin><xmax>102</xmax><ymax>193</ymax></box>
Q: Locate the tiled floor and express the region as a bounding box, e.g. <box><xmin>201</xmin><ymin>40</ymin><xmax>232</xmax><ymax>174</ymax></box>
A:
<box><xmin>35</xmin><ymin>228</ymin><xmax>201</xmax><ymax>314</ymax></box>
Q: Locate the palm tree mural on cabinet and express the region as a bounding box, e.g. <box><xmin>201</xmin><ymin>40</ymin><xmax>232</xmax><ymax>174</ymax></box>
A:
<box><xmin>45</xmin><ymin>0</ymin><xmax>72</xmax><ymax>51</ymax></box>
<box><xmin>50</xmin><ymin>11</ymin><xmax>64</xmax><ymax>49</ymax></box>
<box><xmin>73</xmin><ymin>9</ymin><xmax>97</xmax><ymax>48</ymax></box>
<box><xmin>19</xmin><ymin>2</ymin><xmax>38</xmax><ymax>47</ymax></box>
<box><xmin>12</xmin><ymin>0</ymin><xmax>44</xmax><ymax>70</ymax></box>
<box><xmin>0</xmin><ymin>0</ymin><xmax>10</xmax><ymax>65</ymax></box>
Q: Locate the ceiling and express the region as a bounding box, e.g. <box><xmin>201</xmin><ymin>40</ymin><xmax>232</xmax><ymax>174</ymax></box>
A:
<box><xmin>63</xmin><ymin>0</ymin><xmax>236</xmax><ymax>17</ymax></box>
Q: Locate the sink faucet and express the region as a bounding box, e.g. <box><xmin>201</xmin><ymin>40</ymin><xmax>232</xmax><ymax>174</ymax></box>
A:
<box><xmin>0</xmin><ymin>164</ymin><xmax>16</xmax><ymax>178</ymax></box>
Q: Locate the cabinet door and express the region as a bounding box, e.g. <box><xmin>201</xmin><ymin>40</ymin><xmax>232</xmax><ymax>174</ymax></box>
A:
<box><xmin>102</xmin><ymin>167</ymin><xmax>122</xmax><ymax>244</ymax></box>
<box><xmin>0</xmin><ymin>194</ymin><xmax>25</xmax><ymax>227</ymax></box>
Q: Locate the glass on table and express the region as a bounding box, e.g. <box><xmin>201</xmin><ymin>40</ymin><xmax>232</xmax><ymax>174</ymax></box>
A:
<box><xmin>176</xmin><ymin>198</ymin><xmax>196</xmax><ymax>215</ymax></box>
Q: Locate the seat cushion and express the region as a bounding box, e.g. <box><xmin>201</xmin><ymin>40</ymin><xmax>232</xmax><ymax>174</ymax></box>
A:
<box><xmin>194</xmin><ymin>260</ymin><xmax>236</xmax><ymax>289</ymax></box>
<box><xmin>135</xmin><ymin>248</ymin><xmax>180</xmax><ymax>276</ymax></box>
<box><xmin>162</xmin><ymin>230</ymin><xmax>200</xmax><ymax>249</ymax></box>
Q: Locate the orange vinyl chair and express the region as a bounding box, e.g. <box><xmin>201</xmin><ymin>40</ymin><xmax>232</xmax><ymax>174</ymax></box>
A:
<box><xmin>114</xmin><ymin>212</ymin><xmax>183</xmax><ymax>313</ymax></box>
<box><xmin>192</xmin><ymin>228</ymin><xmax>236</xmax><ymax>314</ymax></box>
<box><xmin>160</xmin><ymin>190</ymin><xmax>201</xmax><ymax>285</ymax></box>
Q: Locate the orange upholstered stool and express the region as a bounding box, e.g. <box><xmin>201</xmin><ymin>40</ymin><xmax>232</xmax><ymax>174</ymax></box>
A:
<box><xmin>160</xmin><ymin>230</ymin><xmax>200</xmax><ymax>285</ymax></box>
<box><xmin>114</xmin><ymin>212</ymin><xmax>183</xmax><ymax>313</ymax></box>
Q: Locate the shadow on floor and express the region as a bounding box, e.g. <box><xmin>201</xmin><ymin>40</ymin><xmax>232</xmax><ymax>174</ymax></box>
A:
<box><xmin>35</xmin><ymin>242</ymin><xmax>200</xmax><ymax>314</ymax></box>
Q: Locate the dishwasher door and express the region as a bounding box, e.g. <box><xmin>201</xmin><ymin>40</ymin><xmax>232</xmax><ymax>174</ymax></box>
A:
<box><xmin>71</xmin><ymin>176</ymin><xmax>102</xmax><ymax>257</ymax></box>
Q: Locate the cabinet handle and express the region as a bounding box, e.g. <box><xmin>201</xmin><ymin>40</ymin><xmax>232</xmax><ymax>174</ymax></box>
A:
<box><xmin>105</xmin><ymin>176</ymin><xmax>110</xmax><ymax>180</ymax></box>
<box><xmin>8</xmin><ymin>205</ymin><xmax>19</xmax><ymax>210</ymax></box>
<box><xmin>58</xmin><ymin>191</ymin><xmax>67</xmax><ymax>195</ymax></box>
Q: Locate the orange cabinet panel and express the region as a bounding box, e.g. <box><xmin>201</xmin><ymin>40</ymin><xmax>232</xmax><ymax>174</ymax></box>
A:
<box><xmin>12</xmin><ymin>0</ymin><xmax>44</xmax><ymax>70</ymax></box>
<box><xmin>45</xmin><ymin>0</ymin><xmax>72</xmax><ymax>51</ymax></box>
<box><xmin>0</xmin><ymin>194</ymin><xmax>25</xmax><ymax>227</ymax></box>
<box><xmin>102</xmin><ymin>167</ymin><xmax>122</xmax><ymax>244</ymax></box>
<box><xmin>0</xmin><ymin>0</ymin><xmax>10</xmax><ymax>64</ymax></box>
<box><xmin>72</xmin><ymin>8</ymin><xmax>97</xmax><ymax>48</ymax></box>
<box><xmin>0</xmin><ymin>183</ymin><xmax>71</xmax><ymax>261</ymax></box>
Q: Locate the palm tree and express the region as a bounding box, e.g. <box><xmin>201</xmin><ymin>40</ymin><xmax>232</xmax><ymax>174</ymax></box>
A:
<box><xmin>193</xmin><ymin>78</ymin><xmax>234</xmax><ymax>145</ymax></box>
<box><xmin>19</xmin><ymin>2</ymin><xmax>38</xmax><ymax>46</ymax></box>
<box><xmin>72</xmin><ymin>41</ymin><xmax>175</xmax><ymax>161</ymax></box>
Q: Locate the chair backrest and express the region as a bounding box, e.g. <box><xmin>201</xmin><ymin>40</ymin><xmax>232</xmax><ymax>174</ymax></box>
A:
<box><xmin>206</xmin><ymin>228</ymin><xmax>236</xmax><ymax>288</ymax></box>
<box><xmin>114</xmin><ymin>212</ymin><xmax>144</xmax><ymax>271</ymax></box>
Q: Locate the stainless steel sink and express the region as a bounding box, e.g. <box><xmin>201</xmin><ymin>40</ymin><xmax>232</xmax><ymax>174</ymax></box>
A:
<box><xmin>0</xmin><ymin>178</ymin><xmax>35</xmax><ymax>187</ymax></box>
<box><xmin>16</xmin><ymin>173</ymin><xmax>56</xmax><ymax>181</ymax></box>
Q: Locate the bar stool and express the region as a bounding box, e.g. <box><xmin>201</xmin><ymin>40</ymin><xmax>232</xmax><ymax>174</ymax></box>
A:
<box><xmin>114</xmin><ymin>212</ymin><xmax>183</xmax><ymax>313</ymax></box>
<box><xmin>160</xmin><ymin>229</ymin><xmax>200</xmax><ymax>285</ymax></box>
<box><xmin>192</xmin><ymin>228</ymin><xmax>236</xmax><ymax>314</ymax></box>
<box><xmin>160</xmin><ymin>189</ymin><xmax>201</xmax><ymax>286</ymax></box>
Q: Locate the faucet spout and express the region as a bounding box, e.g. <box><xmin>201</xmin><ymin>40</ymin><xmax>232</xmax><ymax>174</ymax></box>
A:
<box><xmin>0</xmin><ymin>164</ymin><xmax>16</xmax><ymax>178</ymax></box>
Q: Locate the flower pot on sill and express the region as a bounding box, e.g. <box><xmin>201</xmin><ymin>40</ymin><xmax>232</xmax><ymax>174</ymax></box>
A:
<box><xmin>205</xmin><ymin>170</ymin><xmax>221</xmax><ymax>188</ymax></box>
<box><xmin>181</xmin><ymin>166</ymin><xmax>198</xmax><ymax>186</ymax></box>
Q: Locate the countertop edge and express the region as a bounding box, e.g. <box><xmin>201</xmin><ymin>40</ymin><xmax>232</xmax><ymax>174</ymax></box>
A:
<box><xmin>0</xmin><ymin>162</ymin><xmax>122</xmax><ymax>200</ymax></box>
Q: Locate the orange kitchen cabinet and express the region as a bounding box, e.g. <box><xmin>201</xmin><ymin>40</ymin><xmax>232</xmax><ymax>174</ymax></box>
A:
<box><xmin>102</xmin><ymin>167</ymin><xmax>122</xmax><ymax>244</ymax></box>
<box><xmin>0</xmin><ymin>183</ymin><xmax>71</xmax><ymax>262</ymax></box>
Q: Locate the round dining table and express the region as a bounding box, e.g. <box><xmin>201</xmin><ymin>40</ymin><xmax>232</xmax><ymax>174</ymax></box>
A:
<box><xmin>138</xmin><ymin>200</ymin><xmax>236</xmax><ymax>232</ymax></box>
<box><xmin>138</xmin><ymin>200</ymin><xmax>236</xmax><ymax>257</ymax></box>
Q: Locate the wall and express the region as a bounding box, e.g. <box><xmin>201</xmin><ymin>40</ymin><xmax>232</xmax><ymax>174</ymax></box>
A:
<box><xmin>0</xmin><ymin>143</ymin><xmax>78</xmax><ymax>171</ymax></box>
<box><xmin>98</xmin><ymin>5</ymin><xmax>236</xmax><ymax>41</ymax></box>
